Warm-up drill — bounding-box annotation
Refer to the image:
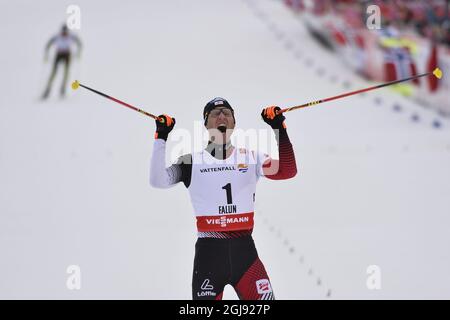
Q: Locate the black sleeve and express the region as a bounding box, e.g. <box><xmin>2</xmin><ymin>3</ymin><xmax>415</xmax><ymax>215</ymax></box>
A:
<box><xmin>175</xmin><ymin>154</ymin><xmax>192</xmax><ymax>188</ymax></box>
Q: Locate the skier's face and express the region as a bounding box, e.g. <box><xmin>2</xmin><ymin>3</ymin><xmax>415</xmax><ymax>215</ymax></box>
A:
<box><xmin>206</xmin><ymin>107</ymin><xmax>235</xmax><ymax>130</ymax></box>
<box><xmin>206</xmin><ymin>107</ymin><xmax>235</xmax><ymax>143</ymax></box>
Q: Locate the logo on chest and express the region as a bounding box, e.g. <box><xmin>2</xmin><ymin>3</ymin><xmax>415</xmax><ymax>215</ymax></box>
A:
<box><xmin>238</xmin><ymin>164</ymin><xmax>248</xmax><ymax>173</ymax></box>
<box><xmin>198</xmin><ymin>164</ymin><xmax>249</xmax><ymax>175</ymax></box>
<box><xmin>199</xmin><ymin>166</ymin><xmax>236</xmax><ymax>174</ymax></box>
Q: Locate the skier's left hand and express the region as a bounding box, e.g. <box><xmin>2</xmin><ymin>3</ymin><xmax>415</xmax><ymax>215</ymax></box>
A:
<box><xmin>261</xmin><ymin>106</ymin><xmax>286</xmax><ymax>129</ymax></box>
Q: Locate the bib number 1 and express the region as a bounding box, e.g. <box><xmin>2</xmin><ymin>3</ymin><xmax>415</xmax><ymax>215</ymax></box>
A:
<box><xmin>221</xmin><ymin>183</ymin><xmax>233</xmax><ymax>204</ymax></box>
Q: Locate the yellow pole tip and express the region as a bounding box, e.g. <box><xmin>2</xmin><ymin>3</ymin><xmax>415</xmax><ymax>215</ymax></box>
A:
<box><xmin>433</xmin><ymin>68</ymin><xmax>442</xmax><ymax>79</ymax></box>
<box><xmin>71</xmin><ymin>80</ymin><xmax>80</xmax><ymax>90</ymax></box>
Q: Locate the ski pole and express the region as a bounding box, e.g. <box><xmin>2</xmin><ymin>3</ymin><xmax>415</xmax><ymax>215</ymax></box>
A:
<box><xmin>71</xmin><ymin>80</ymin><xmax>162</xmax><ymax>121</ymax></box>
<box><xmin>279</xmin><ymin>67</ymin><xmax>443</xmax><ymax>114</ymax></box>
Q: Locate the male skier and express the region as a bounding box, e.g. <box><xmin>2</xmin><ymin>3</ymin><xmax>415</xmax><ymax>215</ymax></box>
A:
<box><xmin>42</xmin><ymin>25</ymin><xmax>82</xmax><ymax>99</ymax></box>
<box><xmin>150</xmin><ymin>98</ymin><xmax>297</xmax><ymax>300</ymax></box>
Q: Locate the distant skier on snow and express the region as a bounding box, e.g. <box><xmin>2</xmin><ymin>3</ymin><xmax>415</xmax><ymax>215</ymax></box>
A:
<box><xmin>42</xmin><ymin>24</ymin><xmax>82</xmax><ymax>99</ymax></box>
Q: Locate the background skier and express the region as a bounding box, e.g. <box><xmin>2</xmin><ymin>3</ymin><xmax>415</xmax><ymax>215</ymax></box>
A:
<box><xmin>42</xmin><ymin>24</ymin><xmax>82</xmax><ymax>99</ymax></box>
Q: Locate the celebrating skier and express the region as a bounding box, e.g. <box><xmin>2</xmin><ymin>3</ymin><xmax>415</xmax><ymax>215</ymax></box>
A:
<box><xmin>149</xmin><ymin>97</ymin><xmax>297</xmax><ymax>300</ymax></box>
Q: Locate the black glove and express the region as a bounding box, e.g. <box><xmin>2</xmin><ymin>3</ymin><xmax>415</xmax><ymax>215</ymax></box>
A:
<box><xmin>154</xmin><ymin>114</ymin><xmax>175</xmax><ymax>141</ymax></box>
<box><xmin>261</xmin><ymin>106</ymin><xmax>286</xmax><ymax>129</ymax></box>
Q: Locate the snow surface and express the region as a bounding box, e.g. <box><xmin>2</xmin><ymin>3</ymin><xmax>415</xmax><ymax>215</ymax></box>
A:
<box><xmin>1</xmin><ymin>0</ymin><xmax>449</xmax><ymax>299</ymax></box>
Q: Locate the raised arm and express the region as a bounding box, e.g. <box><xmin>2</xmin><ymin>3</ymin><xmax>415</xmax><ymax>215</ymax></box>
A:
<box><xmin>149</xmin><ymin>114</ymin><xmax>180</xmax><ymax>188</ymax></box>
<box><xmin>260</xmin><ymin>106</ymin><xmax>297</xmax><ymax>180</ymax></box>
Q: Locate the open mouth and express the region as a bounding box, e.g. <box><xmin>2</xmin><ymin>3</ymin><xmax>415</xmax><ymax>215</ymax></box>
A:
<box><xmin>217</xmin><ymin>124</ymin><xmax>227</xmax><ymax>133</ymax></box>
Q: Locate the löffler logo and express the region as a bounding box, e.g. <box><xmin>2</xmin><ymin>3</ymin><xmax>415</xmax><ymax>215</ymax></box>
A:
<box><xmin>197</xmin><ymin>279</ymin><xmax>216</xmax><ymax>297</ymax></box>
<box><xmin>201</xmin><ymin>279</ymin><xmax>214</xmax><ymax>290</ymax></box>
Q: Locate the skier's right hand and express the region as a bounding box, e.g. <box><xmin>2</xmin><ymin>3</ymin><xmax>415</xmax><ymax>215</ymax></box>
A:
<box><xmin>154</xmin><ymin>114</ymin><xmax>175</xmax><ymax>141</ymax></box>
